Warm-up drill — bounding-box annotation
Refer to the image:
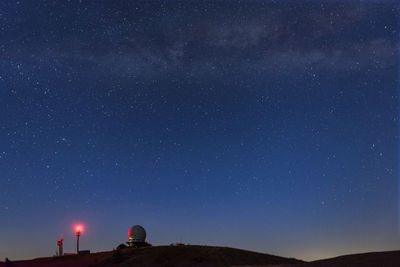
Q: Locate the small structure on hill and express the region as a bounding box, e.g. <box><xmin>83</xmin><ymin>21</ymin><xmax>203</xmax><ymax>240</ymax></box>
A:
<box><xmin>57</xmin><ymin>237</ymin><xmax>63</xmax><ymax>256</ymax></box>
<box><xmin>127</xmin><ymin>225</ymin><xmax>151</xmax><ymax>248</ymax></box>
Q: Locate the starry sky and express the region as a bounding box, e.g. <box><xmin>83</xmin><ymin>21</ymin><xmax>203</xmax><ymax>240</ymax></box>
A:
<box><xmin>0</xmin><ymin>0</ymin><xmax>399</xmax><ymax>262</ymax></box>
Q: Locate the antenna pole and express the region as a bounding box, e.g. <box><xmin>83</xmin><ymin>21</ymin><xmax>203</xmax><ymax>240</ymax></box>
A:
<box><xmin>76</xmin><ymin>233</ymin><xmax>80</xmax><ymax>254</ymax></box>
<box><xmin>57</xmin><ymin>238</ymin><xmax>63</xmax><ymax>256</ymax></box>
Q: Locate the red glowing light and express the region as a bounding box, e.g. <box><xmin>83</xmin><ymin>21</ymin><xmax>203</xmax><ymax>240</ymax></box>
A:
<box><xmin>75</xmin><ymin>224</ymin><xmax>84</xmax><ymax>234</ymax></box>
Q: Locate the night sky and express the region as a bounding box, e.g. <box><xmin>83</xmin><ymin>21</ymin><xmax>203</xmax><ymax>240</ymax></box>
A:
<box><xmin>0</xmin><ymin>0</ymin><xmax>399</xmax><ymax>261</ymax></box>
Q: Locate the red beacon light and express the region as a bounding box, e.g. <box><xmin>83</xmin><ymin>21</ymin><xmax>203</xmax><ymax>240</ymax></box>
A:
<box><xmin>75</xmin><ymin>224</ymin><xmax>84</xmax><ymax>235</ymax></box>
<box><xmin>74</xmin><ymin>224</ymin><xmax>84</xmax><ymax>254</ymax></box>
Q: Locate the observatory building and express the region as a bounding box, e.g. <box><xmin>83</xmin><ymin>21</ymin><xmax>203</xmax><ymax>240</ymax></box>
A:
<box><xmin>127</xmin><ymin>225</ymin><xmax>147</xmax><ymax>247</ymax></box>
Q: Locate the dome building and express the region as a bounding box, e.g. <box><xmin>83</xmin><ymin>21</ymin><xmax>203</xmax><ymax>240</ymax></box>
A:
<box><xmin>127</xmin><ymin>225</ymin><xmax>149</xmax><ymax>247</ymax></box>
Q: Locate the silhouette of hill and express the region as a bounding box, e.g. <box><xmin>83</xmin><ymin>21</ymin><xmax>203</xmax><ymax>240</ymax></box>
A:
<box><xmin>2</xmin><ymin>246</ymin><xmax>399</xmax><ymax>267</ymax></box>
<box><xmin>296</xmin><ymin>250</ymin><xmax>400</xmax><ymax>267</ymax></box>
<box><xmin>0</xmin><ymin>245</ymin><xmax>303</xmax><ymax>267</ymax></box>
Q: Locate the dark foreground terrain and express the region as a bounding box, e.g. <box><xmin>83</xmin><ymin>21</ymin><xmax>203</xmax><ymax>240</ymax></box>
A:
<box><xmin>0</xmin><ymin>245</ymin><xmax>302</xmax><ymax>267</ymax></box>
<box><xmin>1</xmin><ymin>245</ymin><xmax>399</xmax><ymax>267</ymax></box>
<box><xmin>296</xmin><ymin>250</ymin><xmax>400</xmax><ymax>267</ymax></box>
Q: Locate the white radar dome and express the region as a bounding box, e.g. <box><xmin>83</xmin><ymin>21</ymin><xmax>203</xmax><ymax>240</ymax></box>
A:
<box><xmin>128</xmin><ymin>225</ymin><xmax>146</xmax><ymax>242</ymax></box>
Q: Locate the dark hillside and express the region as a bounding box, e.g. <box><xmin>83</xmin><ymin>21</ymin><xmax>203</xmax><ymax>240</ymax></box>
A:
<box><xmin>299</xmin><ymin>250</ymin><xmax>400</xmax><ymax>267</ymax></box>
<box><xmin>0</xmin><ymin>245</ymin><xmax>303</xmax><ymax>267</ymax></box>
